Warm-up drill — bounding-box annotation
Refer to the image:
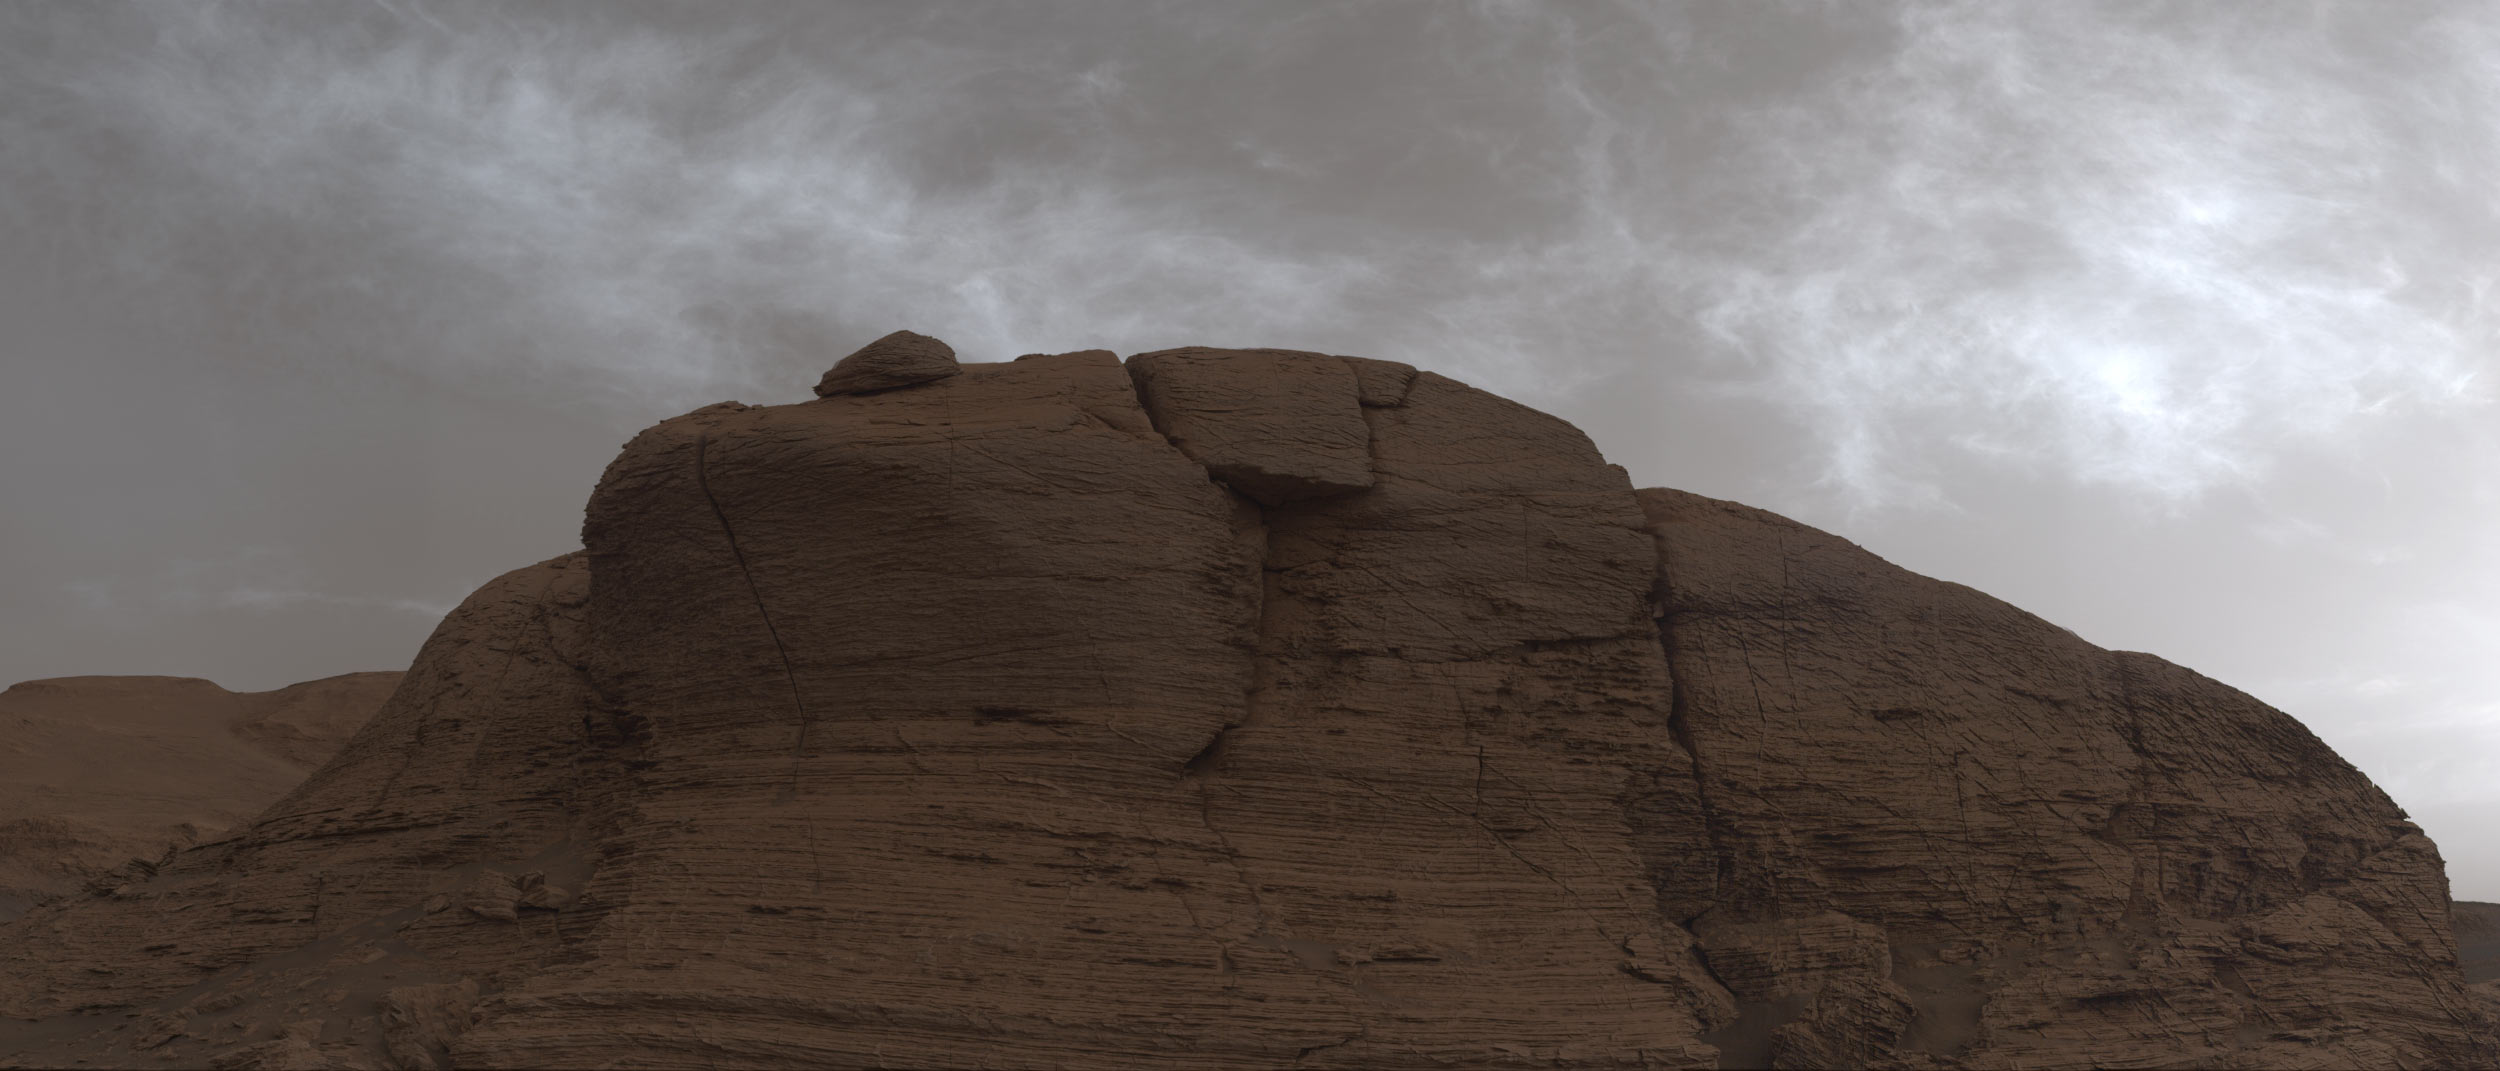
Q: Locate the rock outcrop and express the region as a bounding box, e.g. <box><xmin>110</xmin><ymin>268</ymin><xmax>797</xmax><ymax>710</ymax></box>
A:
<box><xmin>0</xmin><ymin>672</ymin><xmax>399</xmax><ymax>922</ymax></box>
<box><xmin>0</xmin><ymin>340</ymin><xmax>2489</xmax><ymax>1069</ymax></box>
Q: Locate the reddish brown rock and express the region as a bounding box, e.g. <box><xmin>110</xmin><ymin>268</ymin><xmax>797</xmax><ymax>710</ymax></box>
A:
<box><xmin>810</xmin><ymin>328</ymin><xmax>959</xmax><ymax>396</ymax></box>
<box><xmin>0</xmin><ymin>346</ymin><xmax>2488</xmax><ymax>1068</ymax></box>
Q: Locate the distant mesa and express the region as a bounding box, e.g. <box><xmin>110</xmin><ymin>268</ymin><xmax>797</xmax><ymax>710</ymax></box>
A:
<box><xmin>0</xmin><ymin>332</ymin><xmax>2492</xmax><ymax>1068</ymax></box>
<box><xmin>0</xmin><ymin>672</ymin><xmax>398</xmax><ymax>923</ymax></box>
<box><xmin>811</xmin><ymin>328</ymin><xmax>960</xmax><ymax>396</ymax></box>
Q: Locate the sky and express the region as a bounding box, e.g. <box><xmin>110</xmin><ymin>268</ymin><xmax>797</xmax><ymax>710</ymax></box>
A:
<box><xmin>0</xmin><ymin>0</ymin><xmax>2493</xmax><ymax>898</ymax></box>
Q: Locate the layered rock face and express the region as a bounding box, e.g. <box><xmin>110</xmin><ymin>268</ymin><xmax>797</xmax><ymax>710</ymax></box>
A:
<box><xmin>0</xmin><ymin>342</ymin><xmax>2490</xmax><ymax>1069</ymax></box>
<box><xmin>0</xmin><ymin>672</ymin><xmax>399</xmax><ymax>922</ymax></box>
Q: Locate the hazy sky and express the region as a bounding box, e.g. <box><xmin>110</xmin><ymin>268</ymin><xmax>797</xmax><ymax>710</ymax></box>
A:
<box><xmin>3</xmin><ymin>1</ymin><xmax>2494</xmax><ymax>898</ymax></box>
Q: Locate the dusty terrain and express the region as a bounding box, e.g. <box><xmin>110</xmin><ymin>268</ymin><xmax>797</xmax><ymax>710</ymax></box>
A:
<box><xmin>0</xmin><ymin>673</ymin><xmax>398</xmax><ymax>923</ymax></box>
<box><xmin>0</xmin><ymin>339</ymin><xmax>2490</xmax><ymax>1068</ymax></box>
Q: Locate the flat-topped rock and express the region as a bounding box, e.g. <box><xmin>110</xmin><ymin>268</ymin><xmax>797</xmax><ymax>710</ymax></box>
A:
<box><xmin>811</xmin><ymin>329</ymin><xmax>960</xmax><ymax>396</ymax></box>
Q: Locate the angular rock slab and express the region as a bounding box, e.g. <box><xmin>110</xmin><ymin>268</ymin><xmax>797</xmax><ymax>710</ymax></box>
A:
<box><xmin>812</xmin><ymin>329</ymin><xmax>960</xmax><ymax>396</ymax></box>
<box><xmin>1126</xmin><ymin>347</ymin><xmax>1375</xmax><ymax>506</ymax></box>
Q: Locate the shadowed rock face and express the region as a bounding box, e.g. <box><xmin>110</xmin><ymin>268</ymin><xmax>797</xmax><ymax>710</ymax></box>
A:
<box><xmin>0</xmin><ymin>342</ymin><xmax>2491</xmax><ymax>1069</ymax></box>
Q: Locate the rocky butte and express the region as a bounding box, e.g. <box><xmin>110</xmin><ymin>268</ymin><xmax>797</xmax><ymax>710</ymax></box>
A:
<box><xmin>1</xmin><ymin>334</ymin><xmax>2494</xmax><ymax>1069</ymax></box>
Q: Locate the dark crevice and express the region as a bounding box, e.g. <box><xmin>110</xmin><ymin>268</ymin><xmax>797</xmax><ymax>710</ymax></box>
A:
<box><xmin>2107</xmin><ymin>651</ymin><xmax>2163</xmax><ymax>919</ymax></box>
<box><xmin>1182</xmin><ymin>726</ymin><xmax>1234</xmax><ymax>778</ymax></box>
<box><xmin>1293</xmin><ymin>1026</ymin><xmax>1366</xmax><ymax>1062</ymax></box>
<box><xmin>1340</xmin><ymin>355</ymin><xmax>1419</xmax><ymax>409</ymax></box>
<box><xmin>1657</xmin><ymin>609</ymin><xmax>1736</xmax><ymax>926</ymax></box>
<box><xmin>1121</xmin><ymin>357</ymin><xmax>1177</xmax><ymax>441</ymax></box>
<box><xmin>1652</xmin><ymin>591</ymin><xmax>1750</xmax><ymax>1068</ymax></box>
<box><xmin>693</xmin><ymin>432</ymin><xmax>812</xmax><ymax>800</ymax></box>
<box><xmin>1617</xmin><ymin>960</ymin><xmax>1684</xmax><ymax>987</ymax></box>
<box><xmin>1117</xmin><ymin>354</ymin><xmax>1281</xmax><ymax>933</ymax></box>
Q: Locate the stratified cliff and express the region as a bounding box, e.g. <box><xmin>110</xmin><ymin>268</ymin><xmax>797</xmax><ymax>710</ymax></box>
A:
<box><xmin>0</xmin><ymin>338</ymin><xmax>2488</xmax><ymax>1069</ymax></box>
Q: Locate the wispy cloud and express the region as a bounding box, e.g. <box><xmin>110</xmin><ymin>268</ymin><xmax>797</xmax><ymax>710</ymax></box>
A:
<box><xmin>216</xmin><ymin>586</ymin><xmax>458</xmax><ymax>620</ymax></box>
<box><xmin>6</xmin><ymin>2</ymin><xmax>2492</xmax><ymax>505</ymax></box>
<box><xmin>1678</xmin><ymin>1</ymin><xmax>2499</xmax><ymax>507</ymax></box>
<box><xmin>0</xmin><ymin>3</ymin><xmax>1396</xmax><ymax>411</ymax></box>
<box><xmin>2253</xmin><ymin>591</ymin><xmax>2500</xmax><ymax>805</ymax></box>
<box><xmin>63</xmin><ymin>550</ymin><xmax>456</xmax><ymax>625</ymax></box>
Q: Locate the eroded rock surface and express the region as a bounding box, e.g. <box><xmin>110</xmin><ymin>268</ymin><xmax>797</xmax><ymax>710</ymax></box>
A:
<box><xmin>0</xmin><ymin>339</ymin><xmax>2488</xmax><ymax>1069</ymax></box>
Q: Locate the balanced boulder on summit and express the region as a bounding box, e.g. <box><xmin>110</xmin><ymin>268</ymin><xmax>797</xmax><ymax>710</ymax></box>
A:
<box><xmin>811</xmin><ymin>328</ymin><xmax>960</xmax><ymax>396</ymax></box>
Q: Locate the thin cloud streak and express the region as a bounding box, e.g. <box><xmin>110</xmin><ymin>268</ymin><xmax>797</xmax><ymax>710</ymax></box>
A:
<box><xmin>3</xmin><ymin>3</ymin><xmax>1390</xmax><ymax>409</ymax></box>
<box><xmin>1679</xmin><ymin>0</ymin><xmax>2497</xmax><ymax>508</ymax></box>
<box><xmin>5</xmin><ymin>3</ymin><xmax>2493</xmax><ymax>507</ymax></box>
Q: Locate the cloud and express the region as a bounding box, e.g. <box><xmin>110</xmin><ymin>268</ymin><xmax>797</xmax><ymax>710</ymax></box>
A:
<box><xmin>0</xmin><ymin>3</ymin><xmax>1392</xmax><ymax>410</ymax></box>
<box><xmin>2252</xmin><ymin>592</ymin><xmax>2500</xmax><ymax>809</ymax></box>
<box><xmin>6</xmin><ymin>2</ymin><xmax>2492</xmax><ymax>507</ymax></box>
<box><xmin>63</xmin><ymin>549</ymin><xmax>456</xmax><ymax>626</ymax></box>
<box><xmin>216</xmin><ymin>586</ymin><xmax>458</xmax><ymax>620</ymax></box>
<box><xmin>0</xmin><ymin>3</ymin><xmax>1715</xmax><ymax>419</ymax></box>
<box><xmin>1676</xmin><ymin>0</ymin><xmax>2500</xmax><ymax>508</ymax></box>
